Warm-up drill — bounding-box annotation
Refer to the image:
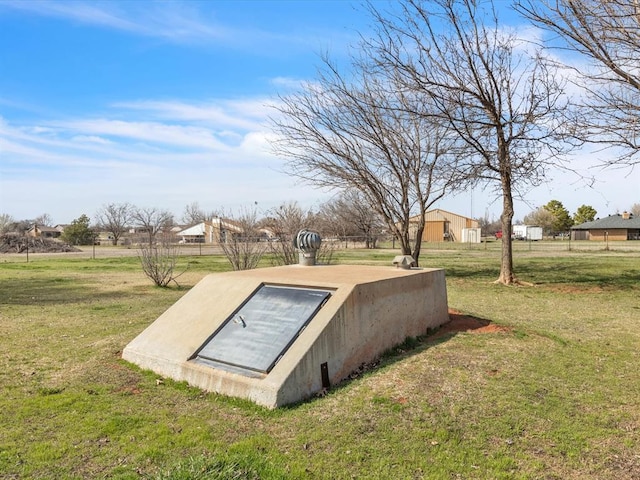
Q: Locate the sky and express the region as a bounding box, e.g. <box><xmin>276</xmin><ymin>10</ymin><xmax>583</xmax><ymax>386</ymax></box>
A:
<box><xmin>0</xmin><ymin>0</ymin><xmax>638</xmax><ymax>226</ymax></box>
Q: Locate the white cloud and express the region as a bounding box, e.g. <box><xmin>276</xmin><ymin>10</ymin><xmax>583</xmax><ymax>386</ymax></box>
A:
<box><xmin>0</xmin><ymin>1</ymin><xmax>225</xmax><ymax>42</ymax></box>
<box><xmin>270</xmin><ymin>77</ymin><xmax>306</xmax><ymax>90</ymax></box>
<box><xmin>112</xmin><ymin>98</ymin><xmax>271</xmax><ymax>131</ymax></box>
<box><xmin>0</xmin><ymin>0</ymin><xmax>351</xmax><ymax>52</ymax></box>
<box><xmin>54</xmin><ymin>118</ymin><xmax>235</xmax><ymax>151</ymax></box>
<box><xmin>0</xmin><ymin>95</ymin><xmax>307</xmax><ymax>222</ymax></box>
<box><xmin>70</xmin><ymin>135</ymin><xmax>113</xmax><ymax>145</ymax></box>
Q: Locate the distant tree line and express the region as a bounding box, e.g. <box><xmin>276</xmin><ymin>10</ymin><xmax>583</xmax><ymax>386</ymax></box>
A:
<box><xmin>0</xmin><ymin>191</ymin><xmax>388</xmax><ymax>250</ymax></box>
<box><xmin>2</xmin><ymin>198</ymin><xmax>639</xmax><ymax>246</ymax></box>
<box><xmin>478</xmin><ymin>201</ymin><xmax>640</xmax><ymax>239</ymax></box>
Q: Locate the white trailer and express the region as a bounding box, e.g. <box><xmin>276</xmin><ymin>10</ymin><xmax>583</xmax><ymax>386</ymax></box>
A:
<box><xmin>513</xmin><ymin>225</ymin><xmax>543</xmax><ymax>241</ymax></box>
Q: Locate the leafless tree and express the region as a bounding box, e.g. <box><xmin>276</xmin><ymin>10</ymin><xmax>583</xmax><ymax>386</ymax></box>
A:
<box><xmin>0</xmin><ymin>213</ymin><xmax>14</xmax><ymax>235</ymax></box>
<box><xmin>138</xmin><ymin>239</ymin><xmax>186</xmax><ymax>287</ymax></box>
<box><xmin>218</xmin><ymin>207</ymin><xmax>266</xmax><ymax>271</ymax></box>
<box><xmin>182</xmin><ymin>201</ymin><xmax>218</xmax><ymax>226</ymax></box>
<box><xmin>630</xmin><ymin>203</ymin><xmax>640</xmax><ymax>217</ymax></box>
<box><xmin>34</xmin><ymin>213</ymin><xmax>53</xmax><ymax>227</ymax></box>
<box><xmin>368</xmin><ymin>0</ymin><xmax>572</xmax><ymax>283</ymax></box>
<box><xmin>271</xmin><ymin>51</ymin><xmax>458</xmax><ymax>266</ymax></box>
<box><xmin>523</xmin><ymin>206</ymin><xmax>555</xmax><ymax>236</ymax></box>
<box><xmin>318</xmin><ymin>189</ymin><xmax>386</xmax><ymax>248</ymax></box>
<box><xmin>131</xmin><ymin>207</ymin><xmax>174</xmax><ymax>247</ymax></box>
<box><xmin>263</xmin><ymin>202</ymin><xmax>318</xmax><ymax>266</ymax></box>
<box><xmin>515</xmin><ymin>0</ymin><xmax>640</xmax><ymax>166</ymax></box>
<box><xmin>7</xmin><ymin>219</ymin><xmax>31</xmax><ymax>235</ymax></box>
<box><xmin>95</xmin><ymin>202</ymin><xmax>133</xmax><ymax>246</ymax></box>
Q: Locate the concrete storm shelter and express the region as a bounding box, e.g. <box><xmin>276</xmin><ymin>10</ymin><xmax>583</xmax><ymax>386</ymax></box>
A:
<box><xmin>123</xmin><ymin>242</ymin><xmax>449</xmax><ymax>408</ymax></box>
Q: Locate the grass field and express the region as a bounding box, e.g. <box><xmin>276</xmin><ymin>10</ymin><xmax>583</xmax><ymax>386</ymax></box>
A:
<box><xmin>0</xmin><ymin>244</ymin><xmax>639</xmax><ymax>479</ymax></box>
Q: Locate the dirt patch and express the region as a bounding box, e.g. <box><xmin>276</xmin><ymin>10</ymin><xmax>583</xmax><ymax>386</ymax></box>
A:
<box><xmin>429</xmin><ymin>309</ymin><xmax>511</xmax><ymax>340</ymax></box>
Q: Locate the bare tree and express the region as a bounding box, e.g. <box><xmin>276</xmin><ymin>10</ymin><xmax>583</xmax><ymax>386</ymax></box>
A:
<box><xmin>182</xmin><ymin>201</ymin><xmax>218</xmax><ymax>226</ymax></box>
<box><xmin>368</xmin><ymin>0</ymin><xmax>572</xmax><ymax>283</ymax></box>
<box><xmin>138</xmin><ymin>239</ymin><xmax>186</xmax><ymax>287</ymax></box>
<box><xmin>263</xmin><ymin>202</ymin><xmax>317</xmax><ymax>266</ymax></box>
<box><xmin>477</xmin><ymin>213</ymin><xmax>503</xmax><ymax>237</ymax></box>
<box><xmin>523</xmin><ymin>206</ymin><xmax>555</xmax><ymax>236</ymax></box>
<box><xmin>319</xmin><ymin>189</ymin><xmax>386</xmax><ymax>248</ymax></box>
<box><xmin>218</xmin><ymin>207</ymin><xmax>266</xmax><ymax>271</ymax></box>
<box><xmin>95</xmin><ymin>202</ymin><xmax>132</xmax><ymax>246</ymax></box>
<box><xmin>271</xmin><ymin>51</ymin><xmax>458</xmax><ymax>266</ymax></box>
<box><xmin>515</xmin><ymin>0</ymin><xmax>640</xmax><ymax>166</ymax></box>
<box><xmin>0</xmin><ymin>213</ymin><xmax>15</xmax><ymax>235</ymax></box>
<box><xmin>131</xmin><ymin>207</ymin><xmax>174</xmax><ymax>247</ymax></box>
<box><xmin>34</xmin><ymin>213</ymin><xmax>53</xmax><ymax>227</ymax></box>
<box><xmin>7</xmin><ymin>219</ymin><xmax>32</xmax><ymax>235</ymax></box>
<box><xmin>631</xmin><ymin>203</ymin><xmax>640</xmax><ymax>217</ymax></box>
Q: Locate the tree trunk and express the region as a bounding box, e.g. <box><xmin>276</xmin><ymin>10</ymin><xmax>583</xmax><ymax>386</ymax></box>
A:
<box><xmin>497</xmin><ymin>178</ymin><xmax>516</xmax><ymax>285</ymax></box>
<box><xmin>394</xmin><ymin>222</ymin><xmax>412</xmax><ymax>257</ymax></box>
<box><xmin>412</xmin><ymin>222</ymin><xmax>425</xmax><ymax>267</ymax></box>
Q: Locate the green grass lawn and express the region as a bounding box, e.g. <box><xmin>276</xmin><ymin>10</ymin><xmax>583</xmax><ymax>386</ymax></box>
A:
<box><xmin>0</xmin><ymin>246</ymin><xmax>639</xmax><ymax>479</ymax></box>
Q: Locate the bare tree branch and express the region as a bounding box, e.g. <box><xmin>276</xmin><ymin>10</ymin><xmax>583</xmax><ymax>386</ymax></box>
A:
<box><xmin>131</xmin><ymin>207</ymin><xmax>174</xmax><ymax>247</ymax></box>
<box><xmin>217</xmin><ymin>207</ymin><xmax>266</xmax><ymax>271</ymax></box>
<box><xmin>271</xmin><ymin>49</ymin><xmax>459</xmax><ymax>265</ymax></box>
<box><xmin>138</xmin><ymin>240</ymin><xmax>186</xmax><ymax>288</ymax></box>
<box><xmin>367</xmin><ymin>0</ymin><xmax>573</xmax><ymax>283</ymax></box>
<box><xmin>515</xmin><ymin>0</ymin><xmax>640</xmax><ymax>166</ymax></box>
<box><xmin>95</xmin><ymin>203</ymin><xmax>132</xmax><ymax>246</ymax></box>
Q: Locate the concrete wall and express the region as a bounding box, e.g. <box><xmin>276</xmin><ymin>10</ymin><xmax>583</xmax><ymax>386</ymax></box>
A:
<box><xmin>122</xmin><ymin>264</ymin><xmax>449</xmax><ymax>408</ymax></box>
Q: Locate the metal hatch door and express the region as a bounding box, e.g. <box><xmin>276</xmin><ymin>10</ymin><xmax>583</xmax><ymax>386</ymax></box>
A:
<box><xmin>194</xmin><ymin>284</ymin><xmax>331</xmax><ymax>375</ymax></box>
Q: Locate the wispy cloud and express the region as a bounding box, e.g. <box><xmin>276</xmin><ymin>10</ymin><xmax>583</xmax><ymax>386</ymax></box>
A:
<box><xmin>0</xmin><ymin>94</ymin><xmax>279</xmax><ymax>171</ymax></box>
<box><xmin>0</xmin><ymin>94</ymin><xmax>301</xmax><ymax>221</ymax></box>
<box><xmin>0</xmin><ymin>0</ymin><xmax>350</xmax><ymax>51</ymax></box>
<box><xmin>112</xmin><ymin>98</ymin><xmax>272</xmax><ymax>131</ymax></box>
<box><xmin>270</xmin><ymin>77</ymin><xmax>306</xmax><ymax>90</ymax></box>
<box><xmin>54</xmin><ymin>118</ymin><xmax>233</xmax><ymax>150</ymax></box>
<box><xmin>0</xmin><ymin>1</ymin><xmax>226</xmax><ymax>43</ymax></box>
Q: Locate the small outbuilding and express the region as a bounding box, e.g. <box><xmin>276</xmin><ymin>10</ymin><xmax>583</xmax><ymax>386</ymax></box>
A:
<box><xmin>408</xmin><ymin>209</ymin><xmax>479</xmax><ymax>243</ymax></box>
<box><xmin>571</xmin><ymin>212</ymin><xmax>640</xmax><ymax>241</ymax></box>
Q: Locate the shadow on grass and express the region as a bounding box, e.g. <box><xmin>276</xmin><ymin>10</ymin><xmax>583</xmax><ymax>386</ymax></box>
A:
<box><xmin>441</xmin><ymin>265</ymin><xmax>501</xmax><ymax>280</ymax></box>
<box><xmin>515</xmin><ymin>259</ymin><xmax>640</xmax><ymax>290</ymax></box>
<box><xmin>283</xmin><ymin>309</ymin><xmax>510</xmax><ymax>411</ymax></box>
<box><xmin>440</xmin><ymin>256</ymin><xmax>640</xmax><ymax>289</ymax></box>
<box><xmin>0</xmin><ymin>275</ymin><xmax>179</xmax><ymax>306</ymax></box>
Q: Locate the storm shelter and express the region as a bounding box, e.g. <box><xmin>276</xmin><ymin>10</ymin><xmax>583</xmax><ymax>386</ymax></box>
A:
<box><xmin>123</xmin><ymin>264</ymin><xmax>449</xmax><ymax>408</ymax></box>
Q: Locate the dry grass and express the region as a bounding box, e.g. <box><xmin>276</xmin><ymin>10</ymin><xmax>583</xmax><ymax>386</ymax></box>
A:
<box><xmin>1</xmin><ymin>247</ymin><xmax>639</xmax><ymax>479</ymax></box>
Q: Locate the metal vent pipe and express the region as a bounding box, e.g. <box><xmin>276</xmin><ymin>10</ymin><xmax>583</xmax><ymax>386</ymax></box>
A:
<box><xmin>293</xmin><ymin>229</ymin><xmax>322</xmax><ymax>266</ymax></box>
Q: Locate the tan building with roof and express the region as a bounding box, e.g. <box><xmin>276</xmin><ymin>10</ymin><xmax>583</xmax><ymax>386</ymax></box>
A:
<box><xmin>26</xmin><ymin>224</ymin><xmax>62</xmax><ymax>239</ymax></box>
<box><xmin>177</xmin><ymin>219</ymin><xmax>244</xmax><ymax>244</ymax></box>
<box><xmin>408</xmin><ymin>209</ymin><xmax>479</xmax><ymax>243</ymax></box>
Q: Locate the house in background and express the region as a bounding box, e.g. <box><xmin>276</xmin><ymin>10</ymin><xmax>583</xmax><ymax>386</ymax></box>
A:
<box><xmin>177</xmin><ymin>218</ymin><xmax>244</xmax><ymax>244</ymax></box>
<box><xmin>408</xmin><ymin>209</ymin><xmax>479</xmax><ymax>243</ymax></box>
<box><xmin>26</xmin><ymin>224</ymin><xmax>62</xmax><ymax>239</ymax></box>
<box><xmin>571</xmin><ymin>212</ymin><xmax>640</xmax><ymax>241</ymax></box>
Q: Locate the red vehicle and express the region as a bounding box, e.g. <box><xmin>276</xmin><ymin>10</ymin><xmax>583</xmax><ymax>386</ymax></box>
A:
<box><xmin>494</xmin><ymin>231</ymin><xmax>517</xmax><ymax>240</ymax></box>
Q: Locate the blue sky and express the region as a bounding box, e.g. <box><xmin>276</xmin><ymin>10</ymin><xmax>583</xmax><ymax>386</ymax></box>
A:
<box><xmin>0</xmin><ymin>0</ymin><xmax>638</xmax><ymax>225</ymax></box>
